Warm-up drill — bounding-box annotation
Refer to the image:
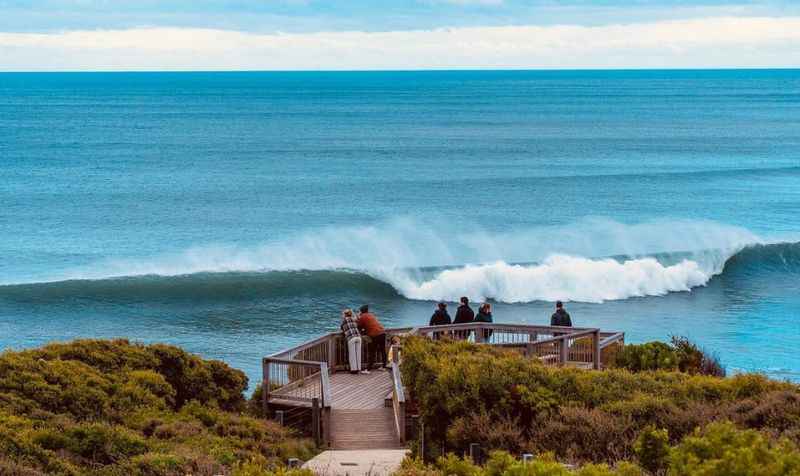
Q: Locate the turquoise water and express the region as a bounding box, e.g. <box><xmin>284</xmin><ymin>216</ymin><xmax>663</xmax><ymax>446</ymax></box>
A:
<box><xmin>1</xmin><ymin>70</ymin><xmax>799</xmax><ymax>385</ymax></box>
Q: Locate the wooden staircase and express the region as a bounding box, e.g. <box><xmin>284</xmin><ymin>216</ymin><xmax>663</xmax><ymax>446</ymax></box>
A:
<box><xmin>329</xmin><ymin>408</ymin><xmax>403</xmax><ymax>450</ymax></box>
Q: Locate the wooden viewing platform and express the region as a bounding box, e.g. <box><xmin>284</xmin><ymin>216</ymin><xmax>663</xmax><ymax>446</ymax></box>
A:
<box><xmin>262</xmin><ymin>322</ymin><xmax>625</xmax><ymax>450</ymax></box>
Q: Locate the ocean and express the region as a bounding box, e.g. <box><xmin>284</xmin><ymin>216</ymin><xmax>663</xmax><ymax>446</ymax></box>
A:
<box><xmin>1</xmin><ymin>70</ymin><xmax>799</xmax><ymax>386</ymax></box>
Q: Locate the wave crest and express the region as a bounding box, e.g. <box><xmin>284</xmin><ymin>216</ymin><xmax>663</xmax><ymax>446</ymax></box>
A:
<box><xmin>392</xmin><ymin>255</ymin><xmax>712</xmax><ymax>303</ymax></box>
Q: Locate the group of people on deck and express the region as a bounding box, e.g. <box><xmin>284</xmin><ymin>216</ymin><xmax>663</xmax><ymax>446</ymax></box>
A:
<box><xmin>429</xmin><ymin>296</ymin><xmax>493</xmax><ymax>327</ymax></box>
<box><xmin>430</xmin><ymin>297</ymin><xmax>572</xmax><ymax>328</ymax></box>
<box><xmin>339</xmin><ymin>299</ymin><xmax>573</xmax><ymax>374</ymax></box>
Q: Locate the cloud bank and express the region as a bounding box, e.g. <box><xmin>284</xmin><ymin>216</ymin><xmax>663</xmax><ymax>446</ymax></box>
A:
<box><xmin>1</xmin><ymin>16</ymin><xmax>799</xmax><ymax>71</ymax></box>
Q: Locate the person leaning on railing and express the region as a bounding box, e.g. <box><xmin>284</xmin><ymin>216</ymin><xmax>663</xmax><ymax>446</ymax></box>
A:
<box><xmin>341</xmin><ymin>309</ymin><xmax>368</xmax><ymax>375</ymax></box>
<box><xmin>357</xmin><ymin>304</ymin><xmax>388</xmax><ymax>369</ymax></box>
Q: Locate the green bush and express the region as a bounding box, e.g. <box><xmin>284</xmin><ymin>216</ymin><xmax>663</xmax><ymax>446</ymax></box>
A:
<box><xmin>668</xmin><ymin>421</ymin><xmax>800</xmax><ymax>475</ymax></box>
<box><xmin>397</xmin><ymin>452</ymin><xmax>645</xmax><ymax>476</ymax></box>
<box><xmin>633</xmin><ymin>426</ymin><xmax>669</xmax><ymax>474</ymax></box>
<box><xmin>0</xmin><ymin>339</ymin><xmax>314</xmax><ymax>475</ymax></box>
<box><xmin>613</xmin><ymin>337</ymin><xmax>725</xmax><ymax>377</ymax></box>
<box><xmin>614</xmin><ymin>342</ymin><xmax>678</xmax><ymax>372</ymax></box>
<box><xmin>401</xmin><ymin>336</ymin><xmax>800</xmax><ymax>467</ymax></box>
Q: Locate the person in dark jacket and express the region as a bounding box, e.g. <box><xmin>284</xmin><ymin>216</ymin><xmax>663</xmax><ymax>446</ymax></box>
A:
<box><xmin>550</xmin><ymin>301</ymin><xmax>572</xmax><ymax>327</ymax></box>
<box><xmin>430</xmin><ymin>302</ymin><xmax>451</xmax><ymax>326</ymax></box>
<box><xmin>454</xmin><ymin>297</ymin><xmax>474</xmax><ymax>324</ymax></box>
<box><xmin>475</xmin><ymin>302</ymin><xmax>493</xmax><ymax>341</ymax></box>
<box><xmin>429</xmin><ymin>302</ymin><xmax>451</xmax><ymax>340</ymax></box>
<box><xmin>453</xmin><ymin>296</ymin><xmax>474</xmax><ymax>340</ymax></box>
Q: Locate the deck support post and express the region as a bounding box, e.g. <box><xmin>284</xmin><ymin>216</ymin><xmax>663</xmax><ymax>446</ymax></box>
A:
<box><xmin>399</xmin><ymin>400</ymin><xmax>406</xmax><ymax>443</ymax></box>
<box><xmin>469</xmin><ymin>443</ymin><xmax>481</xmax><ymax>463</ymax></box>
<box><xmin>593</xmin><ymin>329</ymin><xmax>601</xmax><ymax>370</ymax></box>
<box><xmin>559</xmin><ymin>337</ymin><xmax>569</xmax><ymax>365</ymax></box>
<box><xmin>322</xmin><ymin>406</ymin><xmax>331</xmax><ymax>448</ymax></box>
<box><xmin>312</xmin><ymin>398</ymin><xmax>321</xmax><ymax>447</ymax></box>
<box><xmin>474</xmin><ymin>325</ymin><xmax>484</xmax><ymax>344</ymax></box>
<box><xmin>420</xmin><ymin>421</ymin><xmax>426</xmax><ymax>463</ymax></box>
<box><xmin>262</xmin><ymin>358</ymin><xmax>270</xmax><ymax>417</ymax></box>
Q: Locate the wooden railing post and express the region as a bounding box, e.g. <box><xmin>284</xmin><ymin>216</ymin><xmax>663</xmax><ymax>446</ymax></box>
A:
<box><xmin>312</xmin><ymin>398</ymin><xmax>321</xmax><ymax>446</ymax></box>
<box><xmin>593</xmin><ymin>329</ymin><xmax>601</xmax><ymax>370</ymax></box>
<box><xmin>474</xmin><ymin>324</ymin><xmax>484</xmax><ymax>343</ymax></box>
<box><xmin>327</xmin><ymin>336</ymin><xmax>336</xmax><ymax>372</ymax></box>
<box><xmin>319</xmin><ymin>363</ymin><xmax>332</xmax><ymax>406</ymax></box>
<box><xmin>262</xmin><ymin>358</ymin><xmax>270</xmax><ymax>416</ymax></box>
<box><xmin>559</xmin><ymin>337</ymin><xmax>569</xmax><ymax>365</ymax></box>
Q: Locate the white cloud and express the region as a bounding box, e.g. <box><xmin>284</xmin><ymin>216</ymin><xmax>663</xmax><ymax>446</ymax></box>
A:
<box><xmin>1</xmin><ymin>16</ymin><xmax>799</xmax><ymax>71</ymax></box>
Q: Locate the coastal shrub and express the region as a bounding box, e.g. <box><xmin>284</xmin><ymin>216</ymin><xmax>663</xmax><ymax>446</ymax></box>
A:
<box><xmin>448</xmin><ymin>413</ymin><xmax>526</xmax><ymax>455</ymax></box>
<box><xmin>399</xmin><ymin>434</ymin><xmax>800</xmax><ymax>476</ymax></box>
<box><xmin>397</xmin><ymin>452</ymin><xmax>646</xmax><ymax>476</ymax></box>
<box><xmin>613</xmin><ymin>342</ymin><xmax>678</xmax><ymax>372</ymax></box>
<box><xmin>530</xmin><ymin>406</ymin><xmax>634</xmax><ymax>462</ymax></box>
<box><xmin>727</xmin><ymin>390</ymin><xmax>800</xmax><ymax>440</ymax></box>
<box><xmin>633</xmin><ymin>426</ymin><xmax>669</xmax><ymax>474</ymax></box>
<box><xmin>401</xmin><ymin>336</ymin><xmax>800</xmax><ymax>468</ymax></box>
<box><xmin>613</xmin><ymin>337</ymin><xmax>725</xmax><ymax>377</ymax></box>
<box><xmin>0</xmin><ymin>339</ymin><xmax>314</xmax><ymax>475</ymax></box>
<box><xmin>668</xmin><ymin>421</ymin><xmax>800</xmax><ymax>475</ymax></box>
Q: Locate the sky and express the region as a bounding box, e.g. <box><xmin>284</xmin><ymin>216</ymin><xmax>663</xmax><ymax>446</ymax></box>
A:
<box><xmin>1</xmin><ymin>0</ymin><xmax>800</xmax><ymax>70</ymax></box>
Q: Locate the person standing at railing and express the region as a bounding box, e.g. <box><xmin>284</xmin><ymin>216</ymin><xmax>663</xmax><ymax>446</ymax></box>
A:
<box><xmin>429</xmin><ymin>301</ymin><xmax>451</xmax><ymax>340</ymax></box>
<box><xmin>358</xmin><ymin>304</ymin><xmax>388</xmax><ymax>369</ymax></box>
<box><xmin>453</xmin><ymin>296</ymin><xmax>475</xmax><ymax>339</ymax></box>
<box><xmin>475</xmin><ymin>303</ymin><xmax>493</xmax><ymax>341</ymax></box>
<box><xmin>550</xmin><ymin>301</ymin><xmax>573</xmax><ymax>327</ymax></box>
<box><xmin>341</xmin><ymin>309</ymin><xmax>368</xmax><ymax>375</ymax></box>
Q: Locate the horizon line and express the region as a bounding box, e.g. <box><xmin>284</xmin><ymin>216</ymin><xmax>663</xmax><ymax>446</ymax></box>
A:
<box><xmin>2</xmin><ymin>67</ymin><xmax>800</xmax><ymax>74</ymax></box>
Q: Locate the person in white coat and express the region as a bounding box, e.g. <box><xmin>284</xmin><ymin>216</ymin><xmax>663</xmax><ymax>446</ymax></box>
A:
<box><xmin>341</xmin><ymin>309</ymin><xmax>368</xmax><ymax>374</ymax></box>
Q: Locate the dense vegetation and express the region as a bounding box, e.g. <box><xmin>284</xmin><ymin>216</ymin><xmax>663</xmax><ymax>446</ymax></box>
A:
<box><xmin>0</xmin><ymin>339</ymin><xmax>315</xmax><ymax>476</ymax></box>
<box><xmin>401</xmin><ymin>337</ymin><xmax>800</xmax><ymax>474</ymax></box>
<box><xmin>613</xmin><ymin>337</ymin><xmax>724</xmax><ymax>377</ymax></box>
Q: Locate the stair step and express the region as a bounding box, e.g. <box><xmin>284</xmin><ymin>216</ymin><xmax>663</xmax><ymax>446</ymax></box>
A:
<box><xmin>329</xmin><ymin>407</ymin><xmax>401</xmax><ymax>450</ymax></box>
<box><xmin>331</xmin><ymin>442</ymin><xmax>402</xmax><ymax>449</ymax></box>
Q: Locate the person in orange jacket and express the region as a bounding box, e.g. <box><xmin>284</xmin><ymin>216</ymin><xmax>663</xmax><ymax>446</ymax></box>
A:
<box><xmin>357</xmin><ymin>304</ymin><xmax>387</xmax><ymax>369</ymax></box>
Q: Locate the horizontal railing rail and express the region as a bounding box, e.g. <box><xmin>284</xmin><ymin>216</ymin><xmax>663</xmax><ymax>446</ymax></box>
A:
<box><xmin>600</xmin><ymin>332</ymin><xmax>625</xmax><ymax>347</ymax></box>
<box><xmin>263</xmin><ymin>358</ymin><xmax>330</xmax><ymax>406</ymax></box>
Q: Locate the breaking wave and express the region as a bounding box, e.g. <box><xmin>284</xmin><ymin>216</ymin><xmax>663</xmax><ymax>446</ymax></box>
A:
<box><xmin>2</xmin><ymin>218</ymin><xmax>796</xmax><ymax>304</ymax></box>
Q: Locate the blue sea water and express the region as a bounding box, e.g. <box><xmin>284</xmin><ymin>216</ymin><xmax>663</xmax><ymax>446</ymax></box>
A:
<box><xmin>1</xmin><ymin>70</ymin><xmax>799</xmax><ymax>386</ymax></box>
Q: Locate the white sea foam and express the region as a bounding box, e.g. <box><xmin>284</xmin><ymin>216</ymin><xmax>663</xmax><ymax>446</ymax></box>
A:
<box><xmin>386</xmin><ymin>256</ymin><xmax>713</xmax><ymax>303</ymax></box>
<box><xmin>55</xmin><ymin>217</ymin><xmax>761</xmax><ymax>303</ymax></box>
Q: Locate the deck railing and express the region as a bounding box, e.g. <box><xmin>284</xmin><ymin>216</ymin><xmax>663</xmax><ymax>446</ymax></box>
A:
<box><xmin>410</xmin><ymin>323</ymin><xmax>608</xmax><ymax>369</ymax></box>
<box><xmin>262</xmin><ymin>321</ymin><xmax>623</xmax><ymax>446</ymax></box>
<box><xmin>264</xmin><ymin>324</ymin><xmax>623</xmax><ymax>404</ymax></box>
